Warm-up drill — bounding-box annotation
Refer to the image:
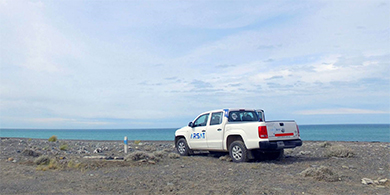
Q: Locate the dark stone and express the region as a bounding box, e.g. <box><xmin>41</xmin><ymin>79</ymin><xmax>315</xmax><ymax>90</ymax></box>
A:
<box><xmin>22</xmin><ymin>149</ymin><xmax>41</xmax><ymax>157</ymax></box>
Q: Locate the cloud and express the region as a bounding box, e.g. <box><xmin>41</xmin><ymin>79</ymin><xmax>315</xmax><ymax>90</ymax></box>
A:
<box><xmin>190</xmin><ymin>80</ymin><xmax>213</xmax><ymax>89</ymax></box>
<box><xmin>295</xmin><ymin>108</ymin><xmax>388</xmax><ymax>115</ymax></box>
<box><xmin>27</xmin><ymin>118</ymin><xmax>112</xmax><ymax>126</ymax></box>
<box><xmin>0</xmin><ymin>1</ymin><xmax>389</xmax><ymax>128</ymax></box>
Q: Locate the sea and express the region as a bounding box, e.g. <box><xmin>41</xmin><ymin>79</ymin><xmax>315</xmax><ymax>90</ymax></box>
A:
<box><xmin>0</xmin><ymin>124</ymin><xmax>389</xmax><ymax>142</ymax></box>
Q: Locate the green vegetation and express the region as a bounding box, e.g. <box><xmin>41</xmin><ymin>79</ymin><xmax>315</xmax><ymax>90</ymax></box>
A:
<box><xmin>67</xmin><ymin>160</ymin><xmax>81</xmax><ymax>169</ymax></box>
<box><xmin>35</xmin><ymin>156</ymin><xmax>50</xmax><ymax>165</ymax></box>
<box><xmin>48</xmin><ymin>135</ymin><xmax>57</xmax><ymax>142</ymax></box>
<box><xmin>59</xmin><ymin>144</ymin><xmax>68</xmax><ymax>151</ymax></box>
<box><xmin>134</xmin><ymin>140</ymin><xmax>141</xmax><ymax>145</ymax></box>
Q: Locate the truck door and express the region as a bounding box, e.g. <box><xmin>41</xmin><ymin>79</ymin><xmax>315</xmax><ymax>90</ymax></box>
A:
<box><xmin>189</xmin><ymin>113</ymin><xmax>209</xmax><ymax>149</ymax></box>
<box><xmin>206</xmin><ymin>112</ymin><xmax>224</xmax><ymax>150</ymax></box>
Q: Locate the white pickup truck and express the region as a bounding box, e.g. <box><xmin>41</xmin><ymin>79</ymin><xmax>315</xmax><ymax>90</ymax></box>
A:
<box><xmin>175</xmin><ymin>109</ymin><xmax>302</xmax><ymax>162</ymax></box>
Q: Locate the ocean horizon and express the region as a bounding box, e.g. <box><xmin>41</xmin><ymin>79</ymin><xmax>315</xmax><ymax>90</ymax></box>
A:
<box><xmin>1</xmin><ymin>124</ymin><xmax>389</xmax><ymax>142</ymax></box>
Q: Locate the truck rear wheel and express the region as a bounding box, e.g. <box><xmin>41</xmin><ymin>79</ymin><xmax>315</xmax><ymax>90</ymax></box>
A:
<box><xmin>229</xmin><ymin>140</ymin><xmax>248</xmax><ymax>163</ymax></box>
<box><xmin>176</xmin><ymin>138</ymin><xmax>192</xmax><ymax>156</ymax></box>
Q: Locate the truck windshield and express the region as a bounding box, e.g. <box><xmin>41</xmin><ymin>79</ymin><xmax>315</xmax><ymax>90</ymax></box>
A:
<box><xmin>228</xmin><ymin>111</ymin><xmax>259</xmax><ymax>122</ymax></box>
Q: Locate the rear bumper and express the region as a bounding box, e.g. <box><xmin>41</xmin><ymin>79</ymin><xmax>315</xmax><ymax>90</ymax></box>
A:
<box><xmin>259</xmin><ymin>139</ymin><xmax>302</xmax><ymax>150</ymax></box>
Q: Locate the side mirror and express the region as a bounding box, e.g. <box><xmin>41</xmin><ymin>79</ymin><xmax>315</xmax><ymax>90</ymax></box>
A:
<box><xmin>188</xmin><ymin>122</ymin><xmax>193</xmax><ymax>127</ymax></box>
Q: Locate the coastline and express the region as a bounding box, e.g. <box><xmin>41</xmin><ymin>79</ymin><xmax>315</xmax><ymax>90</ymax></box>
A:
<box><xmin>1</xmin><ymin>137</ymin><xmax>389</xmax><ymax>194</ymax></box>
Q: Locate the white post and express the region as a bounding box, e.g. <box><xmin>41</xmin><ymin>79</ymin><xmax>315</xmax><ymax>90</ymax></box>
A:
<box><xmin>124</xmin><ymin>136</ymin><xmax>128</xmax><ymax>154</ymax></box>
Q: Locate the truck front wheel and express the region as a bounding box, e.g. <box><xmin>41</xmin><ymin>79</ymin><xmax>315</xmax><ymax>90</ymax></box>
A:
<box><xmin>229</xmin><ymin>140</ymin><xmax>248</xmax><ymax>163</ymax></box>
<box><xmin>176</xmin><ymin>138</ymin><xmax>192</xmax><ymax>156</ymax></box>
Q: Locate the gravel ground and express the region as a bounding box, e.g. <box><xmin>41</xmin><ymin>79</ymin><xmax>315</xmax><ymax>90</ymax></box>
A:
<box><xmin>1</xmin><ymin>137</ymin><xmax>389</xmax><ymax>195</ymax></box>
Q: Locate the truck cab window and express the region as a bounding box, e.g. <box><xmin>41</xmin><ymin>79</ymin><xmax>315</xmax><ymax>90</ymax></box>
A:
<box><xmin>210</xmin><ymin>112</ymin><xmax>223</xmax><ymax>125</ymax></box>
<box><xmin>228</xmin><ymin>111</ymin><xmax>258</xmax><ymax>122</ymax></box>
<box><xmin>193</xmin><ymin>114</ymin><xmax>209</xmax><ymax>127</ymax></box>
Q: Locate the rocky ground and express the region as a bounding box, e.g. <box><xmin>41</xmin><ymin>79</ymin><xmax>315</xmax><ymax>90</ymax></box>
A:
<box><xmin>0</xmin><ymin>137</ymin><xmax>389</xmax><ymax>195</ymax></box>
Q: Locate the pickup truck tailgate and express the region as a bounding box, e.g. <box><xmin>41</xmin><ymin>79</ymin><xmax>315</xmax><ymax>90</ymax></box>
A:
<box><xmin>266</xmin><ymin>121</ymin><xmax>299</xmax><ymax>141</ymax></box>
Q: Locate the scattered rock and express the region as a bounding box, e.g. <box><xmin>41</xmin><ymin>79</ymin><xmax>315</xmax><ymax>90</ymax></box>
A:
<box><xmin>22</xmin><ymin>149</ymin><xmax>41</xmax><ymax>157</ymax></box>
<box><xmin>168</xmin><ymin>153</ymin><xmax>180</xmax><ymax>159</ymax></box>
<box><xmin>361</xmin><ymin>178</ymin><xmax>374</xmax><ymax>185</ymax></box>
<box><xmin>378</xmin><ymin>178</ymin><xmax>388</xmax><ymax>184</ymax></box>
<box><xmin>83</xmin><ymin>156</ymin><xmax>106</xmax><ymax>159</ymax></box>
<box><xmin>319</xmin><ymin>142</ymin><xmax>332</xmax><ymax>148</ymax></box>
<box><xmin>93</xmin><ymin>148</ymin><xmax>102</xmax><ymax>153</ymax></box>
<box><xmin>299</xmin><ymin>151</ymin><xmax>311</xmax><ymax>155</ymax></box>
<box><xmin>219</xmin><ymin>155</ymin><xmax>232</xmax><ymax>162</ymax></box>
<box><xmin>144</xmin><ymin>145</ymin><xmax>157</xmax><ymax>152</ymax></box>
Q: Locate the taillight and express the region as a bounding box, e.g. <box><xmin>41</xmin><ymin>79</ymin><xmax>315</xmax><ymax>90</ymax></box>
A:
<box><xmin>258</xmin><ymin>126</ymin><xmax>268</xmax><ymax>139</ymax></box>
<box><xmin>296</xmin><ymin>125</ymin><xmax>300</xmax><ymax>137</ymax></box>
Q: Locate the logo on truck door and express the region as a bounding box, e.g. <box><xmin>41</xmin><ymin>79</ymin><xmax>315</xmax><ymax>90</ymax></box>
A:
<box><xmin>191</xmin><ymin>132</ymin><xmax>206</xmax><ymax>139</ymax></box>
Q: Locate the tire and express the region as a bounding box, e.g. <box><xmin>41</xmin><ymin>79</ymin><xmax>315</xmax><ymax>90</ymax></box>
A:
<box><xmin>229</xmin><ymin>140</ymin><xmax>248</xmax><ymax>163</ymax></box>
<box><xmin>267</xmin><ymin>149</ymin><xmax>284</xmax><ymax>160</ymax></box>
<box><xmin>176</xmin><ymin>138</ymin><xmax>192</xmax><ymax>156</ymax></box>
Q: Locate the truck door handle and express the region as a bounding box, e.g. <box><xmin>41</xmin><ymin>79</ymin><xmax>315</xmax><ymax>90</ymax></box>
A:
<box><xmin>217</xmin><ymin>129</ymin><xmax>222</xmax><ymax>131</ymax></box>
<box><xmin>202</xmin><ymin>130</ymin><xmax>206</xmax><ymax>132</ymax></box>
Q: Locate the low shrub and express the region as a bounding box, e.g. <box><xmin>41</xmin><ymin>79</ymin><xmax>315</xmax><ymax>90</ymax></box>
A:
<box><xmin>36</xmin><ymin>158</ymin><xmax>60</xmax><ymax>171</ymax></box>
<box><xmin>325</xmin><ymin>145</ymin><xmax>355</xmax><ymax>158</ymax></box>
<box><xmin>144</xmin><ymin>145</ymin><xmax>157</xmax><ymax>152</ymax></box>
<box><xmin>35</xmin><ymin>156</ymin><xmax>50</xmax><ymax>165</ymax></box>
<box><xmin>48</xmin><ymin>135</ymin><xmax>57</xmax><ymax>142</ymax></box>
<box><xmin>60</xmin><ymin>144</ymin><xmax>68</xmax><ymax>151</ymax></box>
<box><xmin>125</xmin><ymin>151</ymin><xmax>161</xmax><ymax>162</ymax></box>
<box><xmin>300</xmin><ymin>166</ymin><xmax>340</xmax><ymax>182</ymax></box>
<box><xmin>47</xmin><ymin>159</ymin><xmax>59</xmax><ymax>169</ymax></box>
<box><xmin>67</xmin><ymin>160</ymin><xmax>82</xmax><ymax>169</ymax></box>
<box><xmin>125</xmin><ymin>151</ymin><xmax>148</xmax><ymax>161</ymax></box>
<box><xmin>134</xmin><ymin>140</ymin><xmax>141</xmax><ymax>145</ymax></box>
<box><xmin>319</xmin><ymin>142</ymin><xmax>332</xmax><ymax>148</ymax></box>
<box><xmin>168</xmin><ymin>153</ymin><xmax>180</xmax><ymax>159</ymax></box>
<box><xmin>153</xmin><ymin>151</ymin><xmax>166</xmax><ymax>158</ymax></box>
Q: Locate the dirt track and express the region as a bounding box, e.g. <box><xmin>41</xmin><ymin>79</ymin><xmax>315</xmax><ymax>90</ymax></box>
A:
<box><xmin>1</xmin><ymin>138</ymin><xmax>389</xmax><ymax>194</ymax></box>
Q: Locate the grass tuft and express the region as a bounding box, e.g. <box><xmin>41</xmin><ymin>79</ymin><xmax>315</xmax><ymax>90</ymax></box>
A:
<box><xmin>60</xmin><ymin>144</ymin><xmax>68</xmax><ymax>151</ymax></box>
<box><xmin>48</xmin><ymin>135</ymin><xmax>57</xmax><ymax>142</ymax></box>
<box><xmin>35</xmin><ymin>156</ymin><xmax>50</xmax><ymax>165</ymax></box>
<box><xmin>134</xmin><ymin>140</ymin><xmax>141</xmax><ymax>145</ymax></box>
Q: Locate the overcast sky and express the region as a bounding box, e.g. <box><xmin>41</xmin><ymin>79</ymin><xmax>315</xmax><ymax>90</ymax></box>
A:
<box><xmin>1</xmin><ymin>0</ymin><xmax>389</xmax><ymax>129</ymax></box>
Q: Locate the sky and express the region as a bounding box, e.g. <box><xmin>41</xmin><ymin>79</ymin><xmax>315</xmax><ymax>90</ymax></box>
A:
<box><xmin>0</xmin><ymin>0</ymin><xmax>389</xmax><ymax>129</ymax></box>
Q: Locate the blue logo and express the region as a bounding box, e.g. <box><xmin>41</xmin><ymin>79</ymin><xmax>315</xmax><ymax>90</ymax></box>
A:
<box><xmin>191</xmin><ymin>132</ymin><xmax>206</xmax><ymax>139</ymax></box>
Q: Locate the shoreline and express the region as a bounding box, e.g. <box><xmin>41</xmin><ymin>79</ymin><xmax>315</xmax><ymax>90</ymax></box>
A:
<box><xmin>0</xmin><ymin>137</ymin><xmax>174</xmax><ymax>143</ymax></box>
